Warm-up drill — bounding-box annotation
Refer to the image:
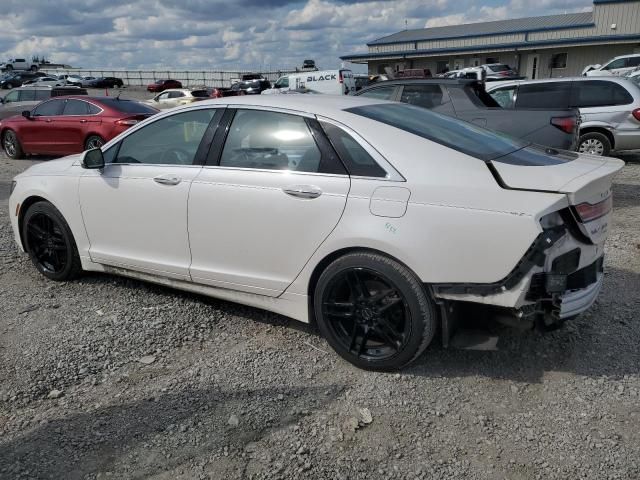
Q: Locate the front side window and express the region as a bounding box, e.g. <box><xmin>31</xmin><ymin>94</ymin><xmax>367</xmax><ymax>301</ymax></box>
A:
<box><xmin>515</xmin><ymin>82</ymin><xmax>571</xmax><ymax>109</ymax></box>
<box><xmin>63</xmin><ymin>99</ymin><xmax>91</xmax><ymax>115</ymax></box>
<box><xmin>3</xmin><ymin>91</ymin><xmax>19</xmax><ymax>103</ymax></box>
<box><xmin>357</xmin><ymin>86</ymin><xmax>396</xmax><ymax>101</ymax></box>
<box><xmin>275</xmin><ymin>77</ymin><xmax>289</xmax><ymax>88</ymax></box>
<box><xmin>32</xmin><ymin>99</ymin><xmax>64</xmax><ymax>116</ymax></box>
<box><xmin>321</xmin><ymin>122</ymin><xmax>386</xmax><ymax>177</ymax></box>
<box><xmin>571</xmin><ymin>80</ymin><xmax>633</xmax><ymax>107</ymax></box>
<box><xmin>603</xmin><ymin>58</ymin><xmax>626</xmax><ymax>70</ymax></box>
<box><xmin>489</xmin><ymin>86</ymin><xmax>517</xmax><ymax>108</ymax></box>
<box><xmin>399</xmin><ymin>85</ymin><xmax>445</xmax><ymax>109</ymax></box>
<box><xmin>114</xmin><ymin>109</ymin><xmax>216</xmax><ymax>165</ymax></box>
<box><xmin>220</xmin><ymin>110</ymin><xmax>323</xmax><ymax>173</ymax></box>
<box><xmin>346</xmin><ymin>103</ymin><xmax>528</xmax><ymax>161</ymax></box>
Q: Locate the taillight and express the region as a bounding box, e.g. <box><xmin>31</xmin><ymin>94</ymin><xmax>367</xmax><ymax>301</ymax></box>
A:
<box><xmin>115</xmin><ymin>118</ymin><xmax>139</xmax><ymax>126</ymax></box>
<box><xmin>210</xmin><ymin>88</ymin><xmax>222</xmax><ymax>98</ymax></box>
<box><xmin>551</xmin><ymin>116</ymin><xmax>576</xmax><ymax>134</ymax></box>
<box><xmin>632</xmin><ymin>108</ymin><xmax>640</xmax><ymax>121</ymax></box>
<box><xmin>574</xmin><ymin>196</ymin><xmax>612</xmax><ymax>223</ymax></box>
<box><xmin>338</xmin><ymin>70</ymin><xmax>343</xmax><ymax>84</ymax></box>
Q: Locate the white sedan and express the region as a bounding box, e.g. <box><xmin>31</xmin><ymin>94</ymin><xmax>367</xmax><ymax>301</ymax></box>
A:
<box><xmin>7</xmin><ymin>95</ymin><xmax>623</xmax><ymax>370</ymax></box>
<box><xmin>145</xmin><ymin>88</ymin><xmax>211</xmax><ymax>109</ymax></box>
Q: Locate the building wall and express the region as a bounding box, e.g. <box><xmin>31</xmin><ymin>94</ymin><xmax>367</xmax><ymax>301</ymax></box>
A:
<box><xmin>367</xmin><ymin>1</ymin><xmax>640</xmax><ymax>57</ymax></box>
<box><xmin>367</xmin><ymin>43</ymin><xmax>640</xmax><ymax>78</ymax></box>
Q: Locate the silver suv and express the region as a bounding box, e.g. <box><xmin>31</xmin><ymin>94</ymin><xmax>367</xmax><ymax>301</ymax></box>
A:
<box><xmin>0</xmin><ymin>85</ymin><xmax>87</xmax><ymax>120</ymax></box>
<box><xmin>487</xmin><ymin>77</ymin><xmax>640</xmax><ymax>156</ymax></box>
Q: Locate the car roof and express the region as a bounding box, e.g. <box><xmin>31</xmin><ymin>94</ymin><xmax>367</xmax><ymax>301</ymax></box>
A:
<box><xmin>612</xmin><ymin>53</ymin><xmax>640</xmax><ymax>60</ymax></box>
<box><xmin>359</xmin><ymin>78</ymin><xmax>477</xmax><ymax>88</ymax></box>
<box><xmin>189</xmin><ymin>94</ymin><xmax>390</xmax><ymax>118</ymax></box>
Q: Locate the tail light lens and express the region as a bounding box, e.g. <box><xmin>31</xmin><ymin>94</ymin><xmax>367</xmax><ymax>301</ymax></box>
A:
<box><xmin>551</xmin><ymin>116</ymin><xmax>576</xmax><ymax>134</ymax></box>
<box><xmin>210</xmin><ymin>88</ymin><xmax>222</xmax><ymax>98</ymax></box>
<box><xmin>632</xmin><ymin>108</ymin><xmax>640</xmax><ymax>121</ymax></box>
<box><xmin>575</xmin><ymin>196</ymin><xmax>612</xmax><ymax>222</ymax></box>
<box><xmin>338</xmin><ymin>70</ymin><xmax>343</xmax><ymax>84</ymax></box>
<box><xmin>115</xmin><ymin>115</ymin><xmax>148</xmax><ymax>127</ymax></box>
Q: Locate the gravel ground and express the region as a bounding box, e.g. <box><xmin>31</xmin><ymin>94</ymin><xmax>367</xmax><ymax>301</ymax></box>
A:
<box><xmin>0</xmin><ymin>148</ymin><xmax>639</xmax><ymax>480</ymax></box>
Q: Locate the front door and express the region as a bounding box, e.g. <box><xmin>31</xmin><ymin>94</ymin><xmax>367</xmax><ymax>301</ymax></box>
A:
<box><xmin>188</xmin><ymin>108</ymin><xmax>350</xmax><ymax>296</ymax></box>
<box><xmin>20</xmin><ymin>98</ymin><xmax>66</xmax><ymax>154</ymax></box>
<box><xmin>528</xmin><ymin>55</ymin><xmax>539</xmax><ymax>80</ymax></box>
<box><xmin>79</xmin><ymin>108</ymin><xmax>220</xmax><ymax>279</ymax></box>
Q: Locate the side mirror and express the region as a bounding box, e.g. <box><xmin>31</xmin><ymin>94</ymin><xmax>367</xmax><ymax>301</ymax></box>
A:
<box><xmin>82</xmin><ymin>148</ymin><xmax>105</xmax><ymax>170</ymax></box>
<box><xmin>21</xmin><ymin>110</ymin><xmax>31</xmax><ymax>119</ymax></box>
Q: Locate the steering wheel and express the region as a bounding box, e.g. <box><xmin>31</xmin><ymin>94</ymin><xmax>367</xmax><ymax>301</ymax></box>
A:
<box><xmin>160</xmin><ymin>148</ymin><xmax>190</xmax><ymax>164</ymax></box>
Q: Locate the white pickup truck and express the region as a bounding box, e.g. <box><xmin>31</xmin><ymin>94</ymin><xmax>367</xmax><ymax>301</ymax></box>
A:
<box><xmin>0</xmin><ymin>58</ymin><xmax>39</xmax><ymax>72</ymax></box>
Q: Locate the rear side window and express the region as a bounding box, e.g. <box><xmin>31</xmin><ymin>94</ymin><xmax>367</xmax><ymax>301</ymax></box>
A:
<box><xmin>516</xmin><ymin>82</ymin><xmax>571</xmax><ymax>108</ymax></box>
<box><xmin>321</xmin><ymin>122</ymin><xmax>386</xmax><ymax>178</ymax></box>
<box><xmin>570</xmin><ymin>80</ymin><xmax>633</xmax><ymax>107</ymax></box>
<box><xmin>63</xmin><ymin>99</ymin><xmax>90</xmax><ymax>115</ymax></box>
<box><xmin>399</xmin><ymin>85</ymin><xmax>445</xmax><ymax>109</ymax></box>
<box><xmin>220</xmin><ymin>109</ymin><xmax>336</xmax><ymax>174</ymax></box>
<box><xmin>358</xmin><ymin>86</ymin><xmax>396</xmax><ymax>100</ymax></box>
<box><xmin>18</xmin><ymin>89</ymin><xmax>36</xmax><ymax>101</ymax></box>
<box><xmin>628</xmin><ymin>57</ymin><xmax>640</xmax><ymax>67</ymax></box>
<box><xmin>191</xmin><ymin>90</ymin><xmax>209</xmax><ymax>98</ymax></box>
<box><xmin>99</xmin><ymin>99</ymin><xmax>158</xmax><ymax>114</ymax></box>
<box><xmin>490</xmin><ymin>86</ymin><xmax>517</xmax><ymax>108</ymax></box>
<box><xmin>345</xmin><ymin>103</ymin><xmax>528</xmax><ymax>161</ymax></box>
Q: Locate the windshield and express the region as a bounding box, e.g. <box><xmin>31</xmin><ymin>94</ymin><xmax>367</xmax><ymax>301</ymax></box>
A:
<box><xmin>345</xmin><ymin>103</ymin><xmax>528</xmax><ymax>161</ymax></box>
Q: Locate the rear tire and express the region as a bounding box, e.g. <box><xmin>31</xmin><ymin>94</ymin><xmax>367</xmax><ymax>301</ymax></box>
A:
<box><xmin>578</xmin><ymin>132</ymin><xmax>611</xmax><ymax>156</ymax></box>
<box><xmin>3</xmin><ymin>129</ymin><xmax>24</xmax><ymax>159</ymax></box>
<box><xmin>314</xmin><ymin>252</ymin><xmax>437</xmax><ymax>370</ymax></box>
<box><xmin>22</xmin><ymin>201</ymin><xmax>82</xmax><ymax>281</ymax></box>
<box><xmin>84</xmin><ymin>135</ymin><xmax>105</xmax><ymax>150</ymax></box>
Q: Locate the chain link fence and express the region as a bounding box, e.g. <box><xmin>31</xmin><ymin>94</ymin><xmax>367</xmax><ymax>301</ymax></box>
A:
<box><xmin>40</xmin><ymin>68</ymin><xmax>299</xmax><ymax>88</ymax></box>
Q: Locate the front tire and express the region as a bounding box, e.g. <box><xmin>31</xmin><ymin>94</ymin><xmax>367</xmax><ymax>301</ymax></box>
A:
<box><xmin>314</xmin><ymin>252</ymin><xmax>437</xmax><ymax>370</ymax></box>
<box><xmin>85</xmin><ymin>135</ymin><xmax>105</xmax><ymax>150</ymax></box>
<box><xmin>22</xmin><ymin>202</ymin><xmax>82</xmax><ymax>281</ymax></box>
<box><xmin>3</xmin><ymin>129</ymin><xmax>24</xmax><ymax>159</ymax></box>
<box><xmin>578</xmin><ymin>132</ymin><xmax>611</xmax><ymax>156</ymax></box>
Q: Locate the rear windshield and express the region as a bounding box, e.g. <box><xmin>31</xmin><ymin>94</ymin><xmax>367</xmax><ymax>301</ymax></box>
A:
<box><xmin>345</xmin><ymin>103</ymin><xmax>528</xmax><ymax>161</ymax></box>
<box><xmin>99</xmin><ymin>99</ymin><xmax>157</xmax><ymax>114</ymax></box>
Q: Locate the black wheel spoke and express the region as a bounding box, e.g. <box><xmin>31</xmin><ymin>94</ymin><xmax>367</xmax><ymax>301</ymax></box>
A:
<box><xmin>373</xmin><ymin>324</ymin><xmax>400</xmax><ymax>351</ymax></box>
<box><xmin>352</xmin><ymin>327</ymin><xmax>370</xmax><ymax>356</ymax></box>
<box><xmin>323</xmin><ymin>301</ymin><xmax>355</xmax><ymax>318</ymax></box>
<box><xmin>346</xmin><ymin>270</ymin><xmax>369</xmax><ymax>299</ymax></box>
<box><xmin>376</xmin><ymin>317</ymin><xmax>403</xmax><ymax>346</ymax></box>
<box><xmin>379</xmin><ymin>297</ymin><xmax>402</xmax><ymax>313</ymax></box>
<box><xmin>27</xmin><ymin>223</ymin><xmax>47</xmax><ymax>240</ymax></box>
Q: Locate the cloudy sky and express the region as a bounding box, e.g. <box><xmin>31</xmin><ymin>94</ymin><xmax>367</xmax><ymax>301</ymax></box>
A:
<box><xmin>1</xmin><ymin>0</ymin><xmax>593</xmax><ymax>72</ymax></box>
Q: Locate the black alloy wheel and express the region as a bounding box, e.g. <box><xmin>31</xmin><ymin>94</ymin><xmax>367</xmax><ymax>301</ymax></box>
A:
<box><xmin>322</xmin><ymin>268</ymin><xmax>411</xmax><ymax>361</ymax></box>
<box><xmin>314</xmin><ymin>252</ymin><xmax>437</xmax><ymax>370</ymax></box>
<box><xmin>22</xmin><ymin>202</ymin><xmax>82</xmax><ymax>281</ymax></box>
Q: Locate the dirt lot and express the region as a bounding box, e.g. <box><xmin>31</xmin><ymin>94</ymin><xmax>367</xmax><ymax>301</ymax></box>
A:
<box><xmin>0</xmin><ymin>149</ymin><xmax>639</xmax><ymax>480</ymax></box>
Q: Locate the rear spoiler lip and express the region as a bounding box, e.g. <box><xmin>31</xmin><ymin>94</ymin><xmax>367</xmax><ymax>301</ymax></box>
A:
<box><xmin>485</xmin><ymin>161</ymin><xmax>560</xmax><ymax>194</ymax></box>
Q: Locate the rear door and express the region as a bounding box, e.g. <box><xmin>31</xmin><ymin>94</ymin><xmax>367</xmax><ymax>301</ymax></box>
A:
<box><xmin>188</xmin><ymin>107</ymin><xmax>350</xmax><ymax>296</ymax></box>
<box><xmin>19</xmin><ymin>98</ymin><xmax>66</xmax><ymax>153</ymax></box>
<box><xmin>57</xmin><ymin>99</ymin><xmax>102</xmax><ymax>153</ymax></box>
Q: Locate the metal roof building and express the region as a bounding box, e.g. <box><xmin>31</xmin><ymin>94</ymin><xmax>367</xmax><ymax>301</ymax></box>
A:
<box><xmin>341</xmin><ymin>0</ymin><xmax>640</xmax><ymax>79</ymax></box>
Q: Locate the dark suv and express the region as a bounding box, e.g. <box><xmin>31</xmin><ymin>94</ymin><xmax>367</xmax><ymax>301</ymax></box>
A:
<box><xmin>0</xmin><ymin>85</ymin><xmax>88</xmax><ymax>119</ymax></box>
<box><xmin>231</xmin><ymin>78</ymin><xmax>271</xmax><ymax>95</ymax></box>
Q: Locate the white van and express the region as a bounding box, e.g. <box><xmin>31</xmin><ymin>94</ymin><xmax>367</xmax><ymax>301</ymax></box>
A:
<box><xmin>262</xmin><ymin>69</ymin><xmax>356</xmax><ymax>95</ymax></box>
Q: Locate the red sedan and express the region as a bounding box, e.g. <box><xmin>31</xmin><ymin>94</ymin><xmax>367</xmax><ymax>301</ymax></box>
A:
<box><xmin>0</xmin><ymin>96</ymin><xmax>158</xmax><ymax>158</ymax></box>
<box><xmin>147</xmin><ymin>79</ymin><xmax>183</xmax><ymax>92</ymax></box>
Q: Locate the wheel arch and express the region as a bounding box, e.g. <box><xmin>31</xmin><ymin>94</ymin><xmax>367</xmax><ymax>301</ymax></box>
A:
<box><xmin>305</xmin><ymin>246</ymin><xmax>429</xmax><ymax>326</ymax></box>
<box><xmin>579</xmin><ymin>126</ymin><xmax>615</xmax><ymax>150</ymax></box>
<box><xmin>17</xmin><ymin>195</ymin><xmax>51</xmax><ymax>249</ymax></box>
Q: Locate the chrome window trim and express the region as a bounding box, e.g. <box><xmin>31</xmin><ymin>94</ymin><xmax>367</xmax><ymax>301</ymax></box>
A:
<box><xmin>316</xmin><ymin>115</ymin><xmax>405</xmax><ymax>182</ymax></box>
<box><xmin>200</xmin><ymin>165</ymin><xmax>347</xmax><ymax>178</ymax></box>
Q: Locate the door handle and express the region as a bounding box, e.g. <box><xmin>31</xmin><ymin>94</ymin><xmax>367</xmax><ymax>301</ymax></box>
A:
<box><xmin>80</xmin><ymin>119</ymin><xmax>87</xmax><ymax>123</ymax></box>
<box><xmin>45</xmin><ymin>119</ymin><xmax>53</xmax><ymax>123</ymax></box>
<box><xmin>153</xmin><ymin>175</ymin><xmax>182</xmax><ymax>186</ymax></box>
<box><xmin>282</xmin><ymin>185</ymin><xmax>322</xmax><ymax>199</ymax></box>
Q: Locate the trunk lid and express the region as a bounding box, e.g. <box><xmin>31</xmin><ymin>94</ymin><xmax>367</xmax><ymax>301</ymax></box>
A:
<box><xmin>490</xmin><ymin>149</ymin><xmax>625</xmax><ymax>244</ymax></box>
